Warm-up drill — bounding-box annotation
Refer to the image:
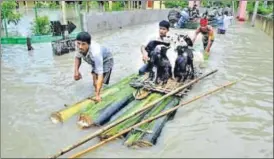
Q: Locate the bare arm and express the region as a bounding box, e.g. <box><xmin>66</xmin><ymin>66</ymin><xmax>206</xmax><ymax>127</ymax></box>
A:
<box><xmin>141</xmin><ymin>45</ymin><xmax>149</xmax><ymax>63</ymax></box>
<box><xmin>141</xmin><ymin>45</ymin><xmax>148</xmax><ymax>56</ymax></box>
<box><xmin>93</xmin><ymin>48</ymin><xmax>104</xmax><ymax>100</ymax></box>
<box><xmin>96</xmin><ymin>75</ymin><xmax>104</xmax><ymax>97</ymax></box>
<box><xmin>205</xmin><ymin>29</ymin><xmax>214</xmax><ymax>52</ymax></box>
<box><xmin>74</xmin><ymin>57</ymin><xmax>82</xmax><ymax>80</ymax></box>
<box><xmin>74</xmin><ymin>57</ymin><xmax>81</xmax><ymax>73</ymax></box>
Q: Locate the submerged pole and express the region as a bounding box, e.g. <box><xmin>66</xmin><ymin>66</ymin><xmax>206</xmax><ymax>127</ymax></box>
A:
<box><xmin>61</xmin><ymin>1</ymin><xmax>67</xmax><ymax>25</ymax></box>
<box><xmin>251</xmin><ymin>1</ymin><xmax>259</xmax><ymax>27</ymax></box>
<box><xmin>61</xmin><ymin>1</ymin><xmax>68</xmax><ymax>38</ymax></box>
<box><xmin>4</xmin><ymin>18</ymin><xmax>9</xmax><ymax>37</ymax></box>
<box><xmin>34</xmin><ymin>2</ymin><xmax>39</xmax><ymax>35</ymax></box>
<box><xmin>232</xmin><ymin>0</ymin><xmax>235</xmax><ymax>16</ymax></box>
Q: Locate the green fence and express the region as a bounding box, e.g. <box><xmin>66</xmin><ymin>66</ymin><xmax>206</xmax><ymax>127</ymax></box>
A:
<box><xmin>1</xmin><ymin>32</ymin><xmax>79</xmax><ymax>44</ymax></box>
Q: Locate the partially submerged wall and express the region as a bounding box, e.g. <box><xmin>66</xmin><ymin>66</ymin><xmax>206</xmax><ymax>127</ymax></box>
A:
<box><xmin>247</xmin><ymin>13</ymin><xmax>273</xmax><ymax>38</ymax></box>
<box><xmin>82</xmin><ymin>9</ymin><xmax>170</xmax><ymax>34</ymax></box>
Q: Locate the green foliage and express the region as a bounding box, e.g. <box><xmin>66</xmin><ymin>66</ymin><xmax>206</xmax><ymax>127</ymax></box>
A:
<box><xmin>89</xmin><ymin>1</ymin><xmax>99</xmax><ymax>9</ymax></box>
<box><xmin>247</xmin><ymin>2</ymin><xmax>273</xmax><ymax>15</ymax></box>
<box><xmin>1</xmin><ymin>0</ymin><xmax>22</xmax><ymax>25</ymax></box>
<box><xmin>200</xmin><ymin>0</ymin><xmax>208</xmax><ymax>7</ymax></box>
<box><xmin>35</xmin><ymin>1</ymin><xmax>59</xmax><ymax>9</ymax></box>
<box><xmin>35</xmin><ymin>1</ymin><xmax>46</xmax><ymax>8</ymax></box>
<box><xmin>48</xmin><ymin>2</ymin><xmax>60</xmax><ymax>9</ymax></box>
<box><xmin>32</xmin><ymin>16</ymin><xmax>51</xmax><ymax>35</ymax></box>
<box><xmin>164</xmin><ymin>0</ymin><xmax>188</xmax><ymax>8</ymax></box>
<box><xmin>247</xmin><ymin>2</ymin><xmax>255</xmax><ymax>14</ymax></box>
<box><xmin>104</xmin><ymin>2</ymin><xmax>124</xmax><ymax>12</ymax></box>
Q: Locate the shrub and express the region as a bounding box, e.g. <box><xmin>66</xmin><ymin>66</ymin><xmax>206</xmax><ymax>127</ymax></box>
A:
<box><xmin>48</xmin><ymin>2</ymin><xmax>59</xmax><ymax>9</ymax></box>
<box><xmin>164</xmin><ymin>0</ymin><xmax>188</xmax><ymax>9</ymax></box>
<box><xmin>32</xmin><ymin>16</ymin><xmax>51</xmax><ymax>35</ymax></box>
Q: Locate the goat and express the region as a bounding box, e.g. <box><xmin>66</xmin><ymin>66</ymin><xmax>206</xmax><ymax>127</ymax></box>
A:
<box><xmin>154</xmin><ymin>46</ymin><xmax>173</xmax><ymax>85</ymax></box>
<box><xmin>174</xmin><ymin>34</ymin><xmax>195</xmax><ymax>82</ymax></box>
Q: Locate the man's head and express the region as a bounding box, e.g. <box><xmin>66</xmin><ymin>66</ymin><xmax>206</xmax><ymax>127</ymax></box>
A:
<box><xmin>159</xmin><ymin>20</ymin><xmax>170</xmax><ymax>37</ymax></box>
<box><xmin>227</xmin><ymin>4</ymin><xmax>231</xmax><ymax>8</ymax></box>
<box><xmin>200</xmin><ymin>18</ymin><xmax>208</xmax><ymax>31</ymax></box>
<box><xmin>224</xmin><ymin>11</ymin><xmax>228</xmax><ymax>16</ymax></box>
<box><xmin>193</xmin><ymin>4</ymin><xmax>197</xmax><ymax>9</ymax></box>
<box><xmin>200</xmin><ymin>18</ymin><xmax>208</xmax><ymax>27</ymax></box>
<box><xmin>76</xmin><ymin>32</ymin><xmax>91</xmax><ymax>54</ymax></box>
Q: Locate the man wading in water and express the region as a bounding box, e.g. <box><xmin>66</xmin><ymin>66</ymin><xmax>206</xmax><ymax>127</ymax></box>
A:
<box><xmin>192</xmin><ymin>18</ymin><xmax>215</xmax><ymax>60</ymax></box>
<box><xmin>74</xmin><ymin>32</ymin><xmax>114</xmax><ymax>102</ymax></box>
<box><xmin>139</xmin><ymin>20</ymin><xmax>171</xmax><ymax>77</ymax></box>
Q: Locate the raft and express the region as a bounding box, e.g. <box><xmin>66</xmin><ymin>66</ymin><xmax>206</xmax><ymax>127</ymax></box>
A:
<box><xmin>50</xmin><ymin>65</ymin><xmax>204</xmax><ymax>150</ymax></box>
<box><xmin>50</xmin><ymin>74</ymin><xmax>137</xmax><ymax>124</ymax></box>
<box><xmin>124</xmin><ymin>97</ymin><xmax>180</xmax><ymax>147</ymax></box>
<box><xmin>99</xmin><ymin>93</ymin><xmax>162</xmax><ymax>140</ymax></box>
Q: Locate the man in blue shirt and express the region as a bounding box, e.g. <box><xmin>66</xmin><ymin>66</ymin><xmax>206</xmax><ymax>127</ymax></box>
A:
<box><xmin>177</xmin><ymin>8</ymin><xmax>190</xmax><ymax>28</ymax></box>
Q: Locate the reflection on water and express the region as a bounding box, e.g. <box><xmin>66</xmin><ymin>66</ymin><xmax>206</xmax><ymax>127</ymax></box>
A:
<box><xmin>1</xmin><ymin>21</ymin><xmax>273</xmax><ymax>158</ymax></box>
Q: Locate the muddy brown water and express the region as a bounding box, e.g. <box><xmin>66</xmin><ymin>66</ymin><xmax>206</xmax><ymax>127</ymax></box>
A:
<box><xmin>1</xmin><ymin>21</ymin><xmax>273</xmax><ymax>158</ymax></box>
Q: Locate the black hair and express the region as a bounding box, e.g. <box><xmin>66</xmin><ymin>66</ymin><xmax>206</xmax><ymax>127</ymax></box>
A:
<box><xmin>76</xmin><ymin>32</ymin><xmax>91</xmax><ymax>44</ymax></box>
<box><xmin>227</xmin><ymin>4</ymin><xmax>231</xmax><ymax>7</ymax></box>
<box><xmin>224</xmin><ymin>11</ymin><xmax>229</xmax><ymax>16</ymax></box>
<box><xmin>159</xmin><ymin>20</ymin><xmax>170</xmax><ymax>30</ymax></box>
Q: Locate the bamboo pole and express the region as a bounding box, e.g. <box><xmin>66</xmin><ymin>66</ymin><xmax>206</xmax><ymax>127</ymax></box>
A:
<box><xmin>69</xmin><ymin>76</ymin><xmax>244</xmax><ymax>158</ymax></box>
<box><xmin>49</xmin><ymin>69</ymin><xmax>218</xmax><ymax>158</ymax></box>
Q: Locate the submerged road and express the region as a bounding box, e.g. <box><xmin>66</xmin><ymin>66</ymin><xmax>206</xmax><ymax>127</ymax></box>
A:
<box><xmin>1</xmin><ymin>21</ymin><xmax>273</xmax><ymax>158</ymax></box>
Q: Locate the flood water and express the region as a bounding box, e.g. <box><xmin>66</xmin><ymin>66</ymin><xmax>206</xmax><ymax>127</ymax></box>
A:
<box><xmin>1</xmin><ymin>21</ymin><xmax>273</xmax><ymax>158</ymax></box>
<box><xmin>2</xmin><ymin>7</ymin><xmax>86</xmax><ymax>36</ymax></box>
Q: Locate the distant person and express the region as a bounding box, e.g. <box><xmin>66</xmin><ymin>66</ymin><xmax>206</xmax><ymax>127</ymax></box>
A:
<box><xmin>190</xmin><ymin>4</ymin><xmax>200</xmax><ymax>19</ymax></box>
<box><xmin>217</xmin><ymin>6</ymin><xmax>223</xmax><ymax>16</ymax></box>
<box><xmin>223</xmin><ymin>4</ymin><xmax>233</xmax><ymax>16</ymax></box>
<box><xmin>26</xmin><ymin>37</ymin><xmax>34</xmax><ymax>51</ymax></box>
<box><xmin>177</xmin><ymin>8</ymin><xmax>190</xmax><ymax>28</ymax></box>
<box><xmin>98</xmin><ymin>1</ymin><xmax>105</xmax><ymax>11</ymax></box>
<box><xmin>168</xmin><ymin>6</ymin><xmax>181</xmax><ymax>27</ymax></box>
<box><xmin>192</xmin><ymin>18</ymin><xmax>215</xmax><ymax>60</ymax></box>
<box><xmin>26</xmin><ymin>31</ymin><xmax>34</xmax><ymax>51</ymax></box>
<box><xmin>217</xmin><ymin>11</ymin><xmax>233</xmax><ymax>34</ymax></box>
<box><xmin>74</xmin><ymin>32</ymin><xmax>114</xmax><ymax>102</ymax></box>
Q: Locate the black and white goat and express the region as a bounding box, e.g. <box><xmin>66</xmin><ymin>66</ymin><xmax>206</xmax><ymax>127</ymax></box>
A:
<box><xmin>174</xmin><ymin>34</ymin><xmax>195</xmax><ymax>82</ymax></box>
<box><xmin>154</xmin><ymin>45</ymin><xmax>173</xmax><ymax>85</ymax></box>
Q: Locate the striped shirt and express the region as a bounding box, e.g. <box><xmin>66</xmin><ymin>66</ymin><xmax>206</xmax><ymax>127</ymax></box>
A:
<box><xmin>75</xmin><ymin>41</ymin><xmax>113</xmax><ymax>74</ymax></box>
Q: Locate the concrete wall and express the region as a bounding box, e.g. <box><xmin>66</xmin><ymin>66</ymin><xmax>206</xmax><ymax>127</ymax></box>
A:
<box><xmin>82</xmin><ymin>9</ymin><xmax>170</xmax><ymax>34</ymax></box>
<box><xmin>247</xmin><ymin>13</ymin><xmax>273</xmax><ymax>38</ymax></box>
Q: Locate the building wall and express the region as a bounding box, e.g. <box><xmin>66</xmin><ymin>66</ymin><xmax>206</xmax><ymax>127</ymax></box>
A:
<box><xmin>83</xmin><ymin>9</ymin><xmax>170</xmax><ymax>34</ymax></box>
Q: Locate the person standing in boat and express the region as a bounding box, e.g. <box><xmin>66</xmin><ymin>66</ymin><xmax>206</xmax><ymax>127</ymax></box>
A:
<box><xmin>192</xmin><ymin>18</ymin><xmax>215</xmax><ymax>60</ymax></box>
<box><xmin>139</xmin><ymin>20</ymin><xmax>171</xmax><ymax>76</ymax></box>
<box><xmin>74</xmin><ymin>32</ymin><xmax>114</xmax><ymax>102</ymax></box>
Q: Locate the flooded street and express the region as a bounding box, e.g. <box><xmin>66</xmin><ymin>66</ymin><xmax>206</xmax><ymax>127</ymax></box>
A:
<box><xmin>1</xmin><ymin>21</ymin><xmax>273</xmax><ymax>158</ymax></box>
<box><xmin>2</xmin><ymin>7</ymin><xmax>85</xmax><ymax>36</ymax></box>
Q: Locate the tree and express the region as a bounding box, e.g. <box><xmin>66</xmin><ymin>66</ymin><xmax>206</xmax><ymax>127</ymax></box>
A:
<box><xmin>1</xmin><ymin>0</ymin><xmax>21</xmax><ymax>25</ymax></box>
